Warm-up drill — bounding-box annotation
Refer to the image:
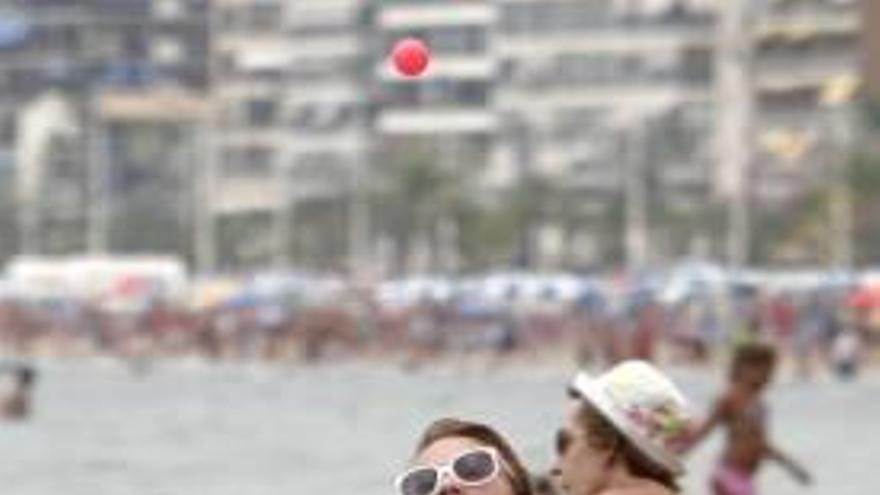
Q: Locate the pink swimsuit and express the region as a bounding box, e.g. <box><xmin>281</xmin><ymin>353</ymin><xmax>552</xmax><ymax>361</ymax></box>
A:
<box><xmin>711</xmin><ymin>463</ymin><xmax>755</xmax><ymax>495</ymax></box>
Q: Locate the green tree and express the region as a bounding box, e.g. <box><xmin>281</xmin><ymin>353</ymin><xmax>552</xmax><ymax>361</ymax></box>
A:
<box><xmin>0</xmin><ymin>170</ymin><xmax>19</xmax><ymax>264</ymax></box>
<box><xmin>771</xmin><ymin>150</ymin><xmax>880</xmax><ymax>264</ymax></box>
<box><xmin>371</xmin><ymin>141</ymin><xmax>462</xmax><ymax>274</ymax></box>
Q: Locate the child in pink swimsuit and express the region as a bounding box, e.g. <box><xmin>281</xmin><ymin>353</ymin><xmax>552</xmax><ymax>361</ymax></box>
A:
<box><xmin>684</xmin><ymin>343</ymin><xmax>812</xmax><ymax>495</ymax></box>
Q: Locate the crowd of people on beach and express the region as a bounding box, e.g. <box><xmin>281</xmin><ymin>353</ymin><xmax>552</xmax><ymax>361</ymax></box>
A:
<box><xmin>0</xmin><ymin>276</ymin><xmax>875</xmax><ymax>381</ymax></box>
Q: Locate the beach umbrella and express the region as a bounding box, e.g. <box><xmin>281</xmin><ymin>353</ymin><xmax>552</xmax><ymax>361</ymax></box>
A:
<box><xmin>189</xmin><ymin>279</ymin><xmax>238</xmax><ymax>310</ymax></box>
<box><xmin>846</xmin><ymin>285</ymin><xmax>880</xmax><ymax>309</ymax></box>
<box><xmin>223</xmin><ymin>290</ymin><xmax>266</xmax><ymax>310</ymax></box>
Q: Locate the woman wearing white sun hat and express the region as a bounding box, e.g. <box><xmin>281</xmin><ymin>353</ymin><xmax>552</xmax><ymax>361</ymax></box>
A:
<box><xmin>551</xmin><ymin>361</ymin><xmax>693</xmax><ymax>495</ymax></box>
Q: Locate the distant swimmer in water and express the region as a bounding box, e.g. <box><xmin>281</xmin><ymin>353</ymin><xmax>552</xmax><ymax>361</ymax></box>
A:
<box><xmin>1</xmin><ymin>365</ymin><xmax>36</xmax><ymax>421</ymax></box>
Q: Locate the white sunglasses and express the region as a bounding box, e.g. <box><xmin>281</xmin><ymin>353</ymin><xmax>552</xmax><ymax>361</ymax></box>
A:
<box><xmin>394</xmin><ymin>447</ymin><xmax>508</xmax><ymax>495</ymax></box>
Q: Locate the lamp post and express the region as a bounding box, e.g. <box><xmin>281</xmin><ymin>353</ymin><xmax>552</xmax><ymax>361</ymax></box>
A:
<box><xmin>624</xmin><ymin>122</ymin><xmax>649</xmax><ymax>272</ymax></box>
<box><xmin>609</xmin><ymin>104</ymin><xmax>670</xmax><ymax>273</ymax></box>
<box><xmin>820</xmin><ymin>74</ymin><xmax>861</xmax><ymax>270</ymax></box>
<box><xmin>87</xmin><ymin>94</ymin><xmax>108</xmax><ymax>255</ymax></box>
<box><xmin>348</xmin><ymin>143</ymin><xmax>371</xmax><ymax>276</ymax></box>
<box><xmin>196</xmin><ymin>0</ymin><xmax>219</xmax><ymax>274</ymax></box>
<box><xmin>717</xmin><ymin>0</ymin><xmax>755</xmax><ymax>269</ymax></box>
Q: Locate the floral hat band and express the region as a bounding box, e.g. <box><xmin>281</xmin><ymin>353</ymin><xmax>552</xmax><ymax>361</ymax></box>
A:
<box><xmin>570</xmin><ymin>361</ymin><xmax>693</xmax><ymax>475</ymax></box>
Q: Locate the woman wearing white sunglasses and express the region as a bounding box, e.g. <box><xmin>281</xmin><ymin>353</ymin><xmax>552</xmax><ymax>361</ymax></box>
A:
<box><xmin>396</xmin><ymin>418</ymin><xmax>534</xmax><ymax>495</ymax></box>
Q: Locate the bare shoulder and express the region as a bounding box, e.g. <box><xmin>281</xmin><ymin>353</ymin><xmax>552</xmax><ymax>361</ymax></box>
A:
<box><xmin>602</xmin><ymin>482</ymin><xmax>674</xmax><ymax>495</ymax></box>
<box><xmin>601</xmin><ymin>488</ymin><xmax>672</xmax><ymax>495</ymax></box>
<box><xmin>715</xmin><ymin>392</ymin><xmax>740</xmax><ymax>418</ymax></box>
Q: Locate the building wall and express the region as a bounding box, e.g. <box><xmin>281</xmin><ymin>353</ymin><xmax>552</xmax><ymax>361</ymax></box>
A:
<box><xmin>0</xmin><ymin>0</ymin><xmax>869</xmax><ymax>267</ymax></box>
<box><xmin>0</xmin><ymin>0</ymin><xmax>209</xmax><ymax>257</ymax></box>
<box><xmin>750</xmin><ymin>0</ymin><xmax>860</xmax><ymax>204</ymax></box>
<box><xmin>864</xmin><ymin>0</ymin><xmax>880</xmax><ymax>101</ymax></box>
<box><xmin>252</xmin><ymin>0</ymin><xmax>865</xmax><ymax>267</ymax></box>
<box><xmin>372</xmin><ymin>0</ymin><xmax>497</xmax><ymax>170</ymax></box>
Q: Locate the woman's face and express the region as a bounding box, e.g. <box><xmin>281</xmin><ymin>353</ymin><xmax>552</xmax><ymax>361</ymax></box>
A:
<box><xmin>411</xmin><ymin>436</ymin><xmax>517</xmax><ymax>495</ymax></box>
<box><xmin>551</xmin><ymin>404</ymin><xmax>612</xmax><ymax>495</ymax></box>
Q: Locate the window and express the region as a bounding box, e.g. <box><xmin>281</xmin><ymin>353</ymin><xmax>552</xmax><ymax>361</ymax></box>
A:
<box><xmin>153</xmin><ymin>37</ymin><xmax>183</xmax><ymax>64</ymax></box>
<box><xmin>245</xmin><ymin>99</ymin><xmax>279</xmax><ymax>127</ymax></box>
<box><xmin>384</xmin><ymin>83</ymin><xmax>420</xmax><ymax>107</ymax></box>
<box><xmin>387</xmin><ymin>26</ymin><xmax>486</xmax><ymax>56</ymax></box>
<box><xmin>0</xmin><ymin>113</ymin><xmax>15</xmax><ymax>141</ymax></box>
<box><xmin>287</xmin><ymin>55</ymin><xmax>359</xmax><ymax>82</ymax></box>
<box><xmin>554</xmin><ymin>108</ymin><xmax>604</xmax><ymax>141</ymax></box>
<box><xmin>22</xmin><ymin>0</ymin><xmax>79</xmax><ymax>6</ymax></box>
<box><xmin>155</xmin><ymin>0</ymin><xmax>183</xmax><ymax>19</ymax></box>
<box><xmin>502</xmin><ymin>0</ymin><xmax>711</xmax><ymax>34</ymax></box>
<box><xmin>292</xmin><ymin>152</ymin><xmax>346</xmax><ymax>183</ymax></box>
<box><xmin>386</xmin><ymin>79</ymin><xmax>489</xmax><ymax>108</ymax></box>
<box><xmin>555</xmin><ymin>52</ymin><xmax>682</xmax><ymax>86</ymax></box>
<box><xmin>681</xmin><ymin>48</ymin><xmax>712</xmax><ymax>83</ymax></box>
<box><xmin>288</xmin><ymin>103</ymin><xmax>359</xmax><ymax>132</ymax></box>
<box><xmin>222</xmin><ymin>146</ymin><xmax>275</xmax><ymax>176</ymax></box>
<box><xmin>501</xmin><ymin>2</ymin><xmax>611</xmax><ymax>34</ymax></box>
<box><xmin>219</xmin><ymin>8</ymin><xmax>238</xmax><ymax>30</ymax></box>
<box><xmin>289</xmin><ymin>105</ymin><xmax>315</xmax><ymax>129</ymax></box>
<box><xmin>93</xmin><ymin>0</ymin><xmax>151</xmax><ymax>17</ymax></box>
<box><xmin>250</xmin><ymin>2</ymin><xmax>282</xmax><ymax>31</ymax></box>
<box><xmin>220</xmin><ymin>2</ymin><xmax>281</xmax><ymax>32</ymax></box>
<box><xmin>430</xmin><ymin>26</ymin><xmax>486</xmax><ymax>54</ymax></box>
<box><xmin>453</xmin><ymin>81</ymin><xmax>489</xmax><ymax>105</ymax></box>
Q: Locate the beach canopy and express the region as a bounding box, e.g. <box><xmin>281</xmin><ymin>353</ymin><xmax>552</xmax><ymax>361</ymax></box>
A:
<box><xmin>847</xmin><ymin>285</ymin><xmax>880</xmax><ymax>309</ymax></box>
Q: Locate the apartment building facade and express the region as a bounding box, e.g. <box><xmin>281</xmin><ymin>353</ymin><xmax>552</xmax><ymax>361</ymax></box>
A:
<box><xmin>751</xmin><ymin>0</ymin><xmax>861</xmax><ymax>203</ymax></box>
<box><xmin>210</xmin><ymin>0</ymin><xmax>862</xmax><ymax>269</ymax></box>
<box><xmin>3</xmin><ymin>0</ymin><xmax>863</xmax><ymax>268</ymax></box>
<box><xmin>1</xmin><ymin>0</ymin><xmax>209</xmax><ymax>257</ymax></box>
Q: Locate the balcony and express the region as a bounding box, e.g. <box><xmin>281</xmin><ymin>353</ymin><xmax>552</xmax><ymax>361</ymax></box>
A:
<box><xmin>659</xmin><ymin>165</ymin><xmax>707</xmax><ymax>188</ymax></box>
<box><xmin>498</xmin><ymin>84</ymin><xmax>711</xmax><ymax>112</ymax></box>
<box><xmin>285</xmin><ymin>81</ymin><xmax>362</xmax><ymax>105</ymax></box>
<box><xmin>378</xmin><ymin>3</ymin><xmax>497</xmax><ymax>29</ymax></box>
<box><xmin>218</xmin><ymin>34</ymin><xmax>290</xmax><ymax>54</ymax></box>
<box><xmin>233</xmin><ymin>48</ymin><xmax>291</xmax><ymax>74</ymax></box>
<box><xmin>500</xmin><ymin>26</ymin><xmax>713</xmax><ymax>55</ymax></box>
<box><xmin>215</xmin><ymin>177</ymin><xmax>282</xmax><ymax>214</ymax></box>
<box><xmin>286</xmin><ymin>131</ymin><xmax>367</xmax><ymax>154</ymax></box>
<box><xmin>759</xmin><ymin>8</ymin><xmax>858</xmax><ymax>40</ymax></box>
<box><xmin>288</xmin><ymin>0</ymin><xmax>362</xmax><ymax>24</ymax></box>
<box><xmin>755</xmin><ymin>54</ymin><xmax>857</xmax><ymax>92</ymax></box>
<box><xmin>218</xmin><ymin>129</ymin><xmax>287</xmax><ymax>148</ymax></box>
<box><xmin>288</xmin><ymin>35</ymin><xmax>361</xmax><ymax>58</ymax></box>
<box><xmin>567</xmin><ymin>169</ymin><xmax>622</xmax><ymax>193</ymax></box>
<box><xmin>377</xmin><ymin>55</ymin><xmax>495</xmax><ymax>81</ymax></box>
<box><xmin>378</xmin><ymin>108</ymin><xmax>497</xmax><ymax>134</ymax></box>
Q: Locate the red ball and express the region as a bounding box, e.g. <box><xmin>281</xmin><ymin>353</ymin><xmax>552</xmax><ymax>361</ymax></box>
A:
<box><xmin>391</xmin><ymin>37</ymin><xmax>431</xmax><ymax>77</ymax></box>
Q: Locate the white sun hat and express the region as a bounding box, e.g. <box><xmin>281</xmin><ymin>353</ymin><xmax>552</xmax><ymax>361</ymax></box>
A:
<box><xmin>569</xmin><ymin>360</ymin><xmax>692</xmax><ymax>475</ymax></box>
